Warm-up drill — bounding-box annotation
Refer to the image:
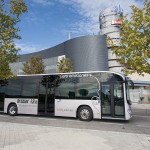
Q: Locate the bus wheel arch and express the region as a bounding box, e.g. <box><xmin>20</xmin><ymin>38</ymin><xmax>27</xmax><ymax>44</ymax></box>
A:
<box><xmin>77</xmin><ymin>105</ymin><xmax>93</xmax><ymax>121</ymax></box>
<box><xmin>7</xmin><ymin>103</ymin><xmax>18</xmax><ymax>116</ymax></box>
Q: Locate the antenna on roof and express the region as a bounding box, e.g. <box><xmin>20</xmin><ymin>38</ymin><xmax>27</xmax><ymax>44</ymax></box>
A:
<box><xmin>68</xmin><ymin>31</ymin><xmax>72</xmax><ymax>40</ymax></box>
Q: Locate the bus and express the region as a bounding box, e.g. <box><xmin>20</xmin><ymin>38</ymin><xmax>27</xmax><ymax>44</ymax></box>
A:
<box><xmin>0</xmin><ymin>71</ymin><xmax>133</xmax><ymax>121</ymax></box>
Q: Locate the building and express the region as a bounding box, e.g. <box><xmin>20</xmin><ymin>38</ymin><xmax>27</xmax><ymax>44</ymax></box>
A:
<box><xmin>10</xmin><ymin>35</ymin><xmax>108</xmax><ymax>74</ymax></box>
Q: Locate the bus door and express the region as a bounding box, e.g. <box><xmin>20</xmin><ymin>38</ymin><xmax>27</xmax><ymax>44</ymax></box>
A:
<box><xmin>101</xmin><ymin>83</ymin><xmax>125</xmax><ymax>118</ymax></box>
<box><xmin>38</xmin><ymin>83</ymin><xmax>55</xmax><ymax>115</ymax></box>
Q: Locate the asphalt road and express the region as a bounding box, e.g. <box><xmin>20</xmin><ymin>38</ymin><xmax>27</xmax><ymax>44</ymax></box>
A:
<box><xmin>0</xmin><ymin>113</ymin><xmax>150</xmax><ymax>135</ymax></box>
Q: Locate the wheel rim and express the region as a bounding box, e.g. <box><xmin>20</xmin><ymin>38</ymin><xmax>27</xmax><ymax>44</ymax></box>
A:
<box><xmin>80</xmin><ymin>109</ymin><xmax>90</xmax><ymax>120</ymax></box>
<box><xmin>9</xmin><ymin>106</ymin><xmax>16</xmax><ymax>115</ymax></box>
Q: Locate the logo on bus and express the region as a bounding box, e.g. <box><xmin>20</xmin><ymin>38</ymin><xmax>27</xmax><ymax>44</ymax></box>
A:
<box><xmin>61</xmin><ymin>73</ymin><xmax>92</xmax><ymax>79</ymax></box>
<box><xmin>57</xmin><ymin>108</ymin><xmax>73</xmax><ymax>112</ymax></box>
<box><xmin>17</xmin><ymin>99</ymin><xmax>37</xmax><ymax>104</ymax></box>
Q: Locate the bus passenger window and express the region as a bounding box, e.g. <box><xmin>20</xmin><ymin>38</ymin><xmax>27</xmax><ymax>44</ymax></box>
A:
<box><xmin>76</xmin><ymin>77</ymin><xmax>99</xmax><ymax>100</ymax></box>
<box><xmin>21</xmin><ymin>82</ymin><xmax>38</xmax><ymax>98</ymax></box>
<box><xmin>5</xmin><ymin>80</ymin><xmax>22</xmax><ymax>98</ymax></box>
<box><xmin>55</xmin><ymin>78</ymin><xmax>76</xmax><ymax>99</ymax></box>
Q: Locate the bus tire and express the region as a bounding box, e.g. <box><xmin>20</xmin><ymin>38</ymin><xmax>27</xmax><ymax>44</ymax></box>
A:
<box><xmin>78</xmin><ymin>106</ymin><xmax>93</xmax><ymax>121</ymax></box>
<box><xmin>8</xmin><ymin>104</ymin><xmax>18</xmax><ymax>116</ymax></box>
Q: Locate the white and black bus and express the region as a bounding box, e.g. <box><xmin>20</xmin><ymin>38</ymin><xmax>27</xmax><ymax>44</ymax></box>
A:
<box><xmin>0</xmin><ymin>71</ymin><xmax>133</xmax><ymax>121</ymax></box>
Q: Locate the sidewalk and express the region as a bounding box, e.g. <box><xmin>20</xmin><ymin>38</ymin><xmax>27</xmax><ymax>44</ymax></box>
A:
<box><xmin>132</xmin><ymin>103</ymin><xmax>150</xmax><ymax>109</ymax></box>
<box><xmin>0</xmin><ymin>122</ymin><xmax>150</xmax><ymax>150</ymax></box>
<box><xmin>132</xmin><ymin>103</ymin><xmax>150</xmax><ymax>116</ymax></box>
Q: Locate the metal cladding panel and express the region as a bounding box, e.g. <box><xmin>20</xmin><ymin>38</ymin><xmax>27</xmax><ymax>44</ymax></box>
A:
<box><xmin>19</xmin><ymin>43</ymin><xmax>65</xmax><ymax>62</ymax></box>
<box><xmin>64</xmin><ymin>35</ymin><xmax>108</xmax><ymax>72</ymax></box>
<box><xmin>18</xmin><ymin>35</ymin><xmax>108</xmax><ymax>72</ymax></box>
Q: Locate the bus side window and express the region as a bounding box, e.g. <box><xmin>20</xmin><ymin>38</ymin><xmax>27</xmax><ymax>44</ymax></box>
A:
<box><xmin>55</xmin><ymin>78</ymin><xmax>76</xmax><ymax>99</ymax></box>
<box><xmin>5</xmin><ymin>80</ymin><xmax>22</xmax><ymax>98</ymax></box>
<box><xmin>21</xmin><ymin>80</ymin><xmax>38</xmax><ymax>98</ymax></box>
<box><xmin>76</xmin><ymin>77</ymin><xmax>99</xmax><ymax>100</ymax></box>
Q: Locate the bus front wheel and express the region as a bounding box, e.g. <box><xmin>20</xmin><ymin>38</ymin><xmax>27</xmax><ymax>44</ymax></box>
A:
<box><xmin>8</xmin><ymin>104</ymin><xmax>18</xmax><ymax>116</ymax></box>
<box><xmin>78</xmin><ymin>106</ymin><xmax>93</xmax><ymax>121</ymax></box>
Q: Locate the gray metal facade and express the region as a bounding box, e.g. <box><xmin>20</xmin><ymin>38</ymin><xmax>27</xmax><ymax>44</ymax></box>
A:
<box><xmin>64</xmin><ymin>35</ymin><xmax>108</xmax><ymax>72</ymax></box>
<box><xmin>11</xmin><ymin>35</ymin><xmax>108</xmax><ymax>74</ymax></box>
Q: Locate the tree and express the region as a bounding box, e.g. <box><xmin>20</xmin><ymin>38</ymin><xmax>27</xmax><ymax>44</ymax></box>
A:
<box><xmin>0</xmin><ymin>0</ymin><xmax>27</xmax><ymax>80</ymax></box>
<box><xmin>108</xmin><ymin>1</ymin><xmax>150</xmax><ymax>75</ymax></box>
<box><xmin>23</xmin><ymin>56</ymin><xmax>45</xmax><ymax>74</ymax></box>
<box><xmin>57</xmin><ymin>57</ymin><xmax>73</xmax><ymax>73</ymax></box>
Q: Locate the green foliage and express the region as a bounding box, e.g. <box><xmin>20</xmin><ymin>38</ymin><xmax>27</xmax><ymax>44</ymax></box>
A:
<box><xmin>23</xmin><ymin>56</ymin><xmax>45</xmax><ymax>74</ymax></box>
<box><xmin>0</xmin><ymin>0</ymin><xmax>27</xmax><ymax>80</ymax></box>
<box><xmin>108</xmin><ymin>1</ymin><xmax>150</xmax><ymax>75</ymax></box>
<box><xmin>57</xmin><ymin>57</ymin><xmax>73</xmax><ymax>73</ymax></box>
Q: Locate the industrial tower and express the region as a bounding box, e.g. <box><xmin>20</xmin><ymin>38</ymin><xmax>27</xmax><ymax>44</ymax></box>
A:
<box><xmin>99</xmin><ymin>5</ymin><xmax>124</xmax><ymax>72</ymax></box>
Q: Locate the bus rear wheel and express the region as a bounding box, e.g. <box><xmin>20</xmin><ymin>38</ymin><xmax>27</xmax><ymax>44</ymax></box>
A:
<box><xmin>8</xmin><ymin>104</ymin><xmax>18</xmax><ymax>116</ymax></box>
<box><xmin>78</xmin><ymin>106</ymin><xmax>93</xmax><ymax>121</ymax></box>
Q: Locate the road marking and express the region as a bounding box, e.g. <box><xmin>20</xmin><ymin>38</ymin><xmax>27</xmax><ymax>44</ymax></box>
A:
<box><xmin>37</xmin><ymin>118</ymin><xmax>57</xmax><ymax>121</ymax></box>
<box><xmin>0</xmin><ymin>115</ymin><xmax>33</xmax><ymax>119</ymax></box>
<box><xmin>133</xmin><ymin>115</ymin><xmax>150</xmax><ymax>117</ymax></box>
<box><xmin>102</xmin><ymin>122</ymin><xmax>124</xmax><ymax>126</ymax></box>
<box><xmin>66</xmin><ymin>119</ymin><xmax>124</xmax><ymax>125</ymax></box>
<box><xmin>136</xmin><ymin>125</ymin><xmax>150</xmax><ymax>128</ymax></box>
<box><xmin>16</xmin><ymin>116</ymin><xmax>32</xmax><ymax>119</ymax></box>
<box><xmin>66</xmin><ymin>120</ymin><xmax>81</xmax><ymax>123</ymax></box>
<box><xmin>0</xmin><ymin>115</ymin><xmax>7</xmax><ymax>117</ymax></box>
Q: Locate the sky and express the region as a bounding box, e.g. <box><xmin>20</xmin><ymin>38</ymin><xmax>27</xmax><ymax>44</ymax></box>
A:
<box><xmin>16</xmin><ymin>0</ymin><xmax>144</xmax><ymax>54</ymax></box>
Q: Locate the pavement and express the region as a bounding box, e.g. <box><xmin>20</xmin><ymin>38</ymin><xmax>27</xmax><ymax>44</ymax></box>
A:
<box><xmin>0</xmin><ymin>122</ymin><xmax>150</xmax><ymax>150</ymax></box>
<box><xmin>132</xmin><ymin>103</ymin><xmax>150</xmax><ymax>109</ymax></box>
<box><xmin>132</xmin><ymin>103</ymin><xmax>150</xmax><ymax>116</ymax></box>
<box><xmin>0</xmin><ymin>103</ymin><xmax>149</xmax><ymax>150</ymax></box>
